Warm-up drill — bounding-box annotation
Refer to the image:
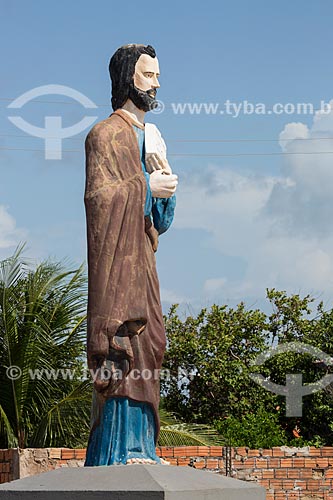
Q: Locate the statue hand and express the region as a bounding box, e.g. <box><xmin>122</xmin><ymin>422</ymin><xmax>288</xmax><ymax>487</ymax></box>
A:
<box><xmin>149</xmin><ymin>170</ymin><xmax>178</xmax><ymax>198</ymax></box>
<box><xmin>146</xmin><ymin>153</ymin><xmax>172</xmax><ymax>174</ymax></box>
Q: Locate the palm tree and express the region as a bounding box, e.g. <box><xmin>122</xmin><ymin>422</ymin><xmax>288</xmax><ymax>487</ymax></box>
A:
<box><xmin>0</xmin><ymin>245</ymin><xmax>224</xmax><ymax>450</ymax></box>
<box><xmin>0</xmin><ymin>245</ymin><xmax>91</xmax><ymax>448</ymax></box>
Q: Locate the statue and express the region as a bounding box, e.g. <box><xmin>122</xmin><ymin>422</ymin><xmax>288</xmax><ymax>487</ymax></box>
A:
<box><xmin>84</xmin><ymin>44</ymin><xmax>178</xmax><ymax>465</ymax></box>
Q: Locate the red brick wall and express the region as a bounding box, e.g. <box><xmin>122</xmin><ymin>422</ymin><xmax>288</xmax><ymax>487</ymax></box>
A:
<box><xmin>1</xmin><ymin>446</ymin><xmax>333</xmax><ymax>499</ymax></box>
<box><xmin>0</xmin><ymin>449</ymin><xmax>18</xmax><ymax>484</ymax></box>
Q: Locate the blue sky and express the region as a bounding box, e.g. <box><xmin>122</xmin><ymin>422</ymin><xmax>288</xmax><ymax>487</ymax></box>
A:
<box><xmin>2</xmin><ymin>0</ymin><xmax>333</xmax><ymax>313</ymax></box>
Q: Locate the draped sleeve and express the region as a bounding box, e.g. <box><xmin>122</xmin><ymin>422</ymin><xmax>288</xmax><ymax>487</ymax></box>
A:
<box><xmin>84</xmin><ymin>116</ymin><xmax>149</xmax><ymax>390</ymax></box>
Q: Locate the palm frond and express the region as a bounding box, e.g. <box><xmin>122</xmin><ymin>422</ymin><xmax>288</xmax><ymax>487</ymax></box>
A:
<box><xmin>158</xmin><ymin>423</ymin><xmax>226</xmax><ymax>446</ymax></box>
<box><xmin>0</xmin><ymin>405</ymin><xmax>17</xmax><ymax>448</ymax></box>
<box><xmin>158</xmin><ymin>407</ymin><xmax>225</xmax><ymax>446</ymax></box>
<box><xmin>30</xmin><ymin>380</ymin><xmax>92</xmax><ymax>448</ymax></box>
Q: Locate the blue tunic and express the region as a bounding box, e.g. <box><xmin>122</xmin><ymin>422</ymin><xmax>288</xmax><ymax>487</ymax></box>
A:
<box><xmin>133</xmin><ymin>125</ymin><xmax>176</xmax><ymax>234</ymax></box>
<box><xmin>85</xmin><ymin>125</ymin><xmax>175</xmax><ymax>466</ymax></box>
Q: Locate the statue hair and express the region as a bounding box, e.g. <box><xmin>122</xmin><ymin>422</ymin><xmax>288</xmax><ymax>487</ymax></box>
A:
<box><xmin>109</xmin><ymin>44</ymin><xmax>156</xmax><ymax>111</ymax></box>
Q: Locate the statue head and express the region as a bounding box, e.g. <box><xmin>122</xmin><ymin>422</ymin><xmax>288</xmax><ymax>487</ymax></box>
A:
<box><xmin>109</xmin><ymin>44</ymin><xmax>160</xmax><ymax>112</ymax></box>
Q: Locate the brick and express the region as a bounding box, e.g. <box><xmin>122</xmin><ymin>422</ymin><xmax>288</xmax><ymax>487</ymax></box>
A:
<box><xmin>265</xmin><ymin>493</ymin><xmax>274</xmax><ymax>500</ymax></box>
<box><xmin>287</xmin><ymin>468</ymin><xmax>301</xmax><ymax>479</ymax></box>
<box><xmin>282</xmin><ymin>479</ymin><xmax>295</xmax><ymax>489</ymax></box>
<box><xmin>272</xmin><ymin>447</ymin><xmax>285</xmax><ymax>457</ymax></box>
<box><xmin>262</xmin><ymin>469</ymin><xmax>275</xmax><ymax>479</ymax></box>
<box><xmin>316</xmin><ymin>458</ymin><xmax>329</xmax><ymax>468</ymax></box>
<box><xmin>307</xmin><ymin>479</ymin><xmax>325</xmax><ymax>490</ymax></box>
<box><xmin>274</xmin><ymin>493</ymin><xmax>287</xmax><ymax>500</ymax></box>
<box><xmin>209</xmin><ymin>446</ymin><xmax>223</xmax><ymax>457</ymax></box>
<box><xmin>321</xmin><ymin>447</ymin><xmax>333</xmax><ymax>457</ymax></box>
<box><xmin>257</xmin><ymin>479</ymin><xmax>269</xmax><ymax>488</ymax></box>
<box><xmin>193</xmin><ymin>460</ymin><xmax>205</xmax><ymax>469</ymax></box>
<box><xmin>267</xmin><ymin>458</ymin><xmax>281</xmax><ymax>468</ymax></box>
<box><xmin>74</xmin><ymin>449</ymin><xmax>86</xmax><ymax>460</ymax></box>
<box><xmin>309</xmin><ymin>446</ymin><xmax>321</xmax><ymax>457</ymax></box>
<box><xmin>4</xmin><ymin>450</ymin><xmax>12</xmax><ymax>461</ymax></box>
<box><xmin>56</xmin><ymin>460</ymin><xmax>69</xmax><ymax>466</ymax></box>
<box><xmin>61</xmin><ymin>449</ymin><xmax>75</xmax><ymax>459</ymax></box>
<box><xmin>177</xmin><ymin>458</ymin><xmax>190</xmax><ymax>466</ymax></box>
<box><xmin>287</xmin><ymin>493</ymin><xmax>301</xmax><ymax>500</ymax></box>
<box><xmin>232</xmin><ymin>459</ymin><xmax>247</xmax><ymax>469</ymax></box>
<box><xmin>304</xmin><ymin>458</ymin><xmax>317</xmax><ymax>467</ymax></box>
<box><xmin>255</xmin><ymin>458</ymin><xmax>268</xmax><ymax>468</ymax></box>
<box><xmin>275</xmin><ymin>469</ymin><xmax>287</xmax><ymax>479</ymax></box>
<box><xmin>0</xmin><ymin>451</ymin><xmax>4</xmax><ymax>461</ymax></box>
<box><xmin>293</xmin><ymin>457</ymin><xmax>305</xmax><ymax>467</ymax></box>
<box><xmin>49</xmin><ymin>448</ymin><xmax>62</xmax><ymax>459</ymax></box>
<box><xmin>243</xmin><ymin>458</ymin><xmax>256</xmax><ymax>467</ymax></box>
<box><xmin>248</xmin><ymin>449</ymin><xmax>259</xmax><ymax>457</ymax></box>
<box><xmin>159</xmin><ymin>446</ymin><xmax>174</xmax><ymax>458</ymax></box>
<box><xmin>294</xmin><ymin>479</ymin><xmax>307</xmax><ymax>489</ymax></box>
<box><xmin>184</xmin><ymin>447</ymin><xmax>196</xmax><ymax>457</ymax></box>
<box><xmin>268</xmin><ymin>479</ymin><xmax>283</xmax><ymax>489</ymax></box>
<box><xmin>300</xmin><ymin>468</ymin><xmax>313</xmax><ymax>479</ymax></box>
<box><xmin>250</xmin><ymin>469</ymin><xmax>263</xmax><ymax>480</ymax></box>
<box><xmin>261</xmin><ymin>448</ymin><xmax>273</xmax><ymax>457</ymax></box>
<box><xmin>281</xmin><ymin>458</ymin><xmax>293</xmax><ymax>468</ymax></box>
<box><xmin>173</xmin><ymin>447</ymin><xmax>187</xmax><ymax>457</ymax></box>
<box><xmin>1</xmin><ymin>473</ymin><xmax>9</xmax><ymax>484</ymax></box>
<box><xmin>197</xmin><ymin>446</ymin><xmax>210</xmax><ymax>456</ymax></box>
<box><xmin>166</xmin><ymin>458</ymin><xmax>177</xmax><ymax>466</ymax></box>
<box><xmin>236</xmin><ymin>447</ymin><xmax>247</xmax><ymax>457</ymax></box>
<box><xmin>325</xmin><ymin>468</ymin><xmax>333</xmax><ymax>478</ymax></box>
<box><xmin>218</xmin><ymin>458</ymin><xmax>224</xmax><ymax>468</ymax></box>
<box><xmin>205</xmin><ymin>459</ymin><xmax>219</xmax><ymax>469</ymax></box>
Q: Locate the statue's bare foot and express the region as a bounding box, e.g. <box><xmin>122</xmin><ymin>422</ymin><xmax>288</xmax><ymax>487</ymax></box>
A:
<box><xmin>126</xmin><ymin>458</ymin><xmax>157</xmax><ymax>465</ymax></box>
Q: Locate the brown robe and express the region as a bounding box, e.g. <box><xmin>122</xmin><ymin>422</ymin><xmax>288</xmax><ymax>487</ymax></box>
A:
<box><xmin>84</xmin><ymin>109</ymin><xmax>166</xmax><ymax>436</ymax></box>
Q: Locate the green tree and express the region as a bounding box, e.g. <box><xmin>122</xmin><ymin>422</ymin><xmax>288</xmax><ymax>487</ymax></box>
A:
<box><xmin>163</xmin><ymin>290</ymin><xmax>333</xmax><ymax>447</ymax></box>
<box><xmin>0</xmin><ymin>246</ymin><xmax>91</xmax><ymax>448</ymax></box>
<box><xmin>162</xmin><ymin>302</ymin><xmax>276</xmax><ymax>423</ymax></box>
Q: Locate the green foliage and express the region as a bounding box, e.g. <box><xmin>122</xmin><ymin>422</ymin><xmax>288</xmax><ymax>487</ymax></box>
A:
<box><xmin>163</xmin><ymin>290</ymin><xmax>333</xmax><ymax>447</ymax></box>
<box><xmin>0</xmin><ymin>245</ymin><xmax>92</xmax><ymax>448</ymax></box>
<box><xmin>2</xmin><ymin>244</ymin><xmax>333</xmax><ymax>449</ymax></box>
<box><xmin>215</xmin><ymin>407</ymin><xmax>287</xmax><ymax>448</ymax></box>
<box><xmin>158</xmin><ymin>404</ymin><xmax>225</xmax><ymax>446</ymax></box>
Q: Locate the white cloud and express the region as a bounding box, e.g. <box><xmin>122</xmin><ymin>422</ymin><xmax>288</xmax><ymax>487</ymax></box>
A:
<box><xmin>160</xmin><ymin>287</ymin><xmax>189</xmax><ymax>304</ymax></box>
<box><xmin>204</xmin><ymin>277</ymin><xmax>227</xmax><ymax>294</ymax></box>
<box><xmin>0</xmin><ymin>206</ymin><xmax>27</xmax><ymax>259</ymax></box>
<box><xmin>174</xmin><ymin>102</ymin><xmax>333</xmax><ymax>302</ymax></box>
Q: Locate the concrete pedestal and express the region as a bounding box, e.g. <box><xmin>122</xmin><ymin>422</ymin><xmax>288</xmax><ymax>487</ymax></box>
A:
<box><xmin>0</xmin><ymin>465</ymin><xmax>266</xmax><ymax>499</ymax></box>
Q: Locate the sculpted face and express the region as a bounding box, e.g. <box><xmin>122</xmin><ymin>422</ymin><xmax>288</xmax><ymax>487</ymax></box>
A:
<box><xmin>134</xmin><ymin>54</ymin><xmax>160</xmax><ymax>95</ymax></box>
<box><xmin>129</xmin><ymin>54</ymin><xmax>160</xmax><ymax>111</ymax></box>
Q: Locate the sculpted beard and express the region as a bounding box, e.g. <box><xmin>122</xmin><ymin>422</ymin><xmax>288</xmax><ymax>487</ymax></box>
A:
<box><xmin>128</xmin><ymin>82</ymin><xmax>158</xmax><ymax>112</ymax></box>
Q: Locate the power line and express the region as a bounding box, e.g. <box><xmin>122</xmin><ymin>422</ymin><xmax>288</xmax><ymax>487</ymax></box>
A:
<box><xmin>0</xmin><ymin>97</ymin><xmax>111</xmax><ymax>107</ymax></box>
<box><xmin>1</xmin><ymin>132</ymin><xmax>333</xmax><ymax>144</ymax></box>
<box><xmin>1</xmin><ymin>146</ymin><xmax>333</xmax><ymax>158</ymax></box>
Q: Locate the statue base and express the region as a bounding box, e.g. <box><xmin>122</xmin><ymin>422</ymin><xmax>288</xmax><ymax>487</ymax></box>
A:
<box><xmin>0</xmin><ymin>464</ymin><xmax>266</xmax><ymax>499</ymax></box>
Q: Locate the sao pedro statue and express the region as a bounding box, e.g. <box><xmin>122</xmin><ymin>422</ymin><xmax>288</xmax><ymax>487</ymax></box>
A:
<box><xmin>84</xmin><ymin>44</ymin><xmax>177</xmax><ymax>465</ymax></box>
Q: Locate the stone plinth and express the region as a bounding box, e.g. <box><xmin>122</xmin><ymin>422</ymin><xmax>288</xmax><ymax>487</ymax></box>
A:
<box><xmin>0</xmin><ymin>464</ymin><xmax>265</xmax><ymax>499</ymax></box>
